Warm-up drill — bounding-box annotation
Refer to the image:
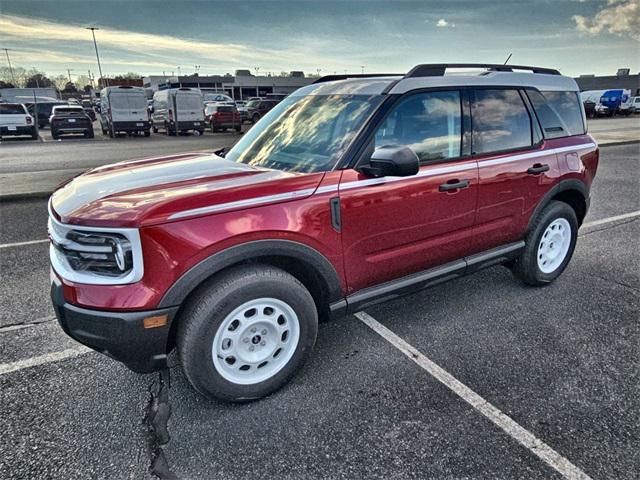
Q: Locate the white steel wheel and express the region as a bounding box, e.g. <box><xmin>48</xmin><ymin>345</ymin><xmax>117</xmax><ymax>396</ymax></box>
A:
<box><xmin>212</xmin><ymin>298</ymin><xmax>300</xmax><ymax>385</ymax></box>
<box><xmin>537</xmin><ymin>218</ymin><xmax>571</xmax><ymax>273</ymax></box>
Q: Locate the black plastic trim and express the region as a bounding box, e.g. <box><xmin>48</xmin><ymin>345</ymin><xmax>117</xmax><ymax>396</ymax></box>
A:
<box><xmin>526</xmin><ymin>179</ymin><xmax>588</xmax><ymax>231</ymax></box>
<box><xmin>312</xmin><ymin>73</ymin><xmax>402</xmax><ymax>84</ymax></box>
<box><xmin>342</xmin><ymin>241</ymin><xmax>525</xmax><ymax>314</ymax></box>
<box><xmin>51</xmin><ymin>277</ymin><xmax>179</xmax><ymax>373</ymax></box>
<box><xmin>330</xmin><ymin>197</ymin><xmax>341</xmax><ymax>232</ymax></box>
<box><xmin>406</xmin><ymin>64</ymin><xmax>561</xmax><ymax>77</ymax></box>
<box><xmin>158</xmin><ymin>239</ymin><xmax>343</xmax><ymax>308</ymax></box>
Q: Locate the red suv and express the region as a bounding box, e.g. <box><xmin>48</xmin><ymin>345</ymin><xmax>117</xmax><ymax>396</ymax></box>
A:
<box><xmin>204</xmin><ymin>103</ymin><xmax>242</xmax><ymax>133</ymax></box>
<box><xmin>49</xmin><ymin>64</ymin><xmax>598</xmax><ymax>402</ymax></box>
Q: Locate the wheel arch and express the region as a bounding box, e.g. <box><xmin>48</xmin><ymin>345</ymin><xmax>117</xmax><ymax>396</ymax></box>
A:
<box><xmin>160</xmin><ymin>240</ymin><xmax>343</xmax><ymax>348</ymax></box>
<box><xmin>527</xmin><ymin>179</ymin><xmax>588</xmax><ymax>232</ymax></box>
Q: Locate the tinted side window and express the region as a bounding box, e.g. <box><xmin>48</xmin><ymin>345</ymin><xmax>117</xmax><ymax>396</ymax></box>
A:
<box><xmin>374</xmin><ymin>91</ymin><xmax>462</xmax><ymax>163</ymax></box>
<box><xmin>527</xmin><ymin>90</ymin><xmax>570</xmax><ymax>139</ymax></box>
<box><xmin>472</xmin><ymin>89</ymin><xmax>532</xmax><ymax>154</ymax></box>
<box><xmin>540</xmin><ymin>91</ymin><xmax>585</xmax><ymax>136</ymax></box>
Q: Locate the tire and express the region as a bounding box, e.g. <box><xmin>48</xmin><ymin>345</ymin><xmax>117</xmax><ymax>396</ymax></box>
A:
<box><xmin>144</xmin><ymin>130</ymin><xmax>151</xmax><ymax>137</ymax></box>
<box><xmin>85</xmin><ymin>129</ymin><xmax>94</xmax><ymax>139</ymax></box>
<box><xmin>108</xmin><ymin>126</ymin><xmax>115</xmax><ymax>138</ymax></box>
<box><xmin>152</xmin><ymin>125</ymin><xmax>158</xmax><ymax>133</ymax></box>
<box><xmin>31</xmin><ymin>127</ymin><xmax>38</xmax><ymax>140</ymax></box>
<box><xmin>211</xmin><ymin>122</ymin><xmax>218</xmax><ymax>133</ymax></box>
<box><xmin>511</xmin><ymin>201</ymin><xmax>578</xmax><ymax>286</ymax></box>
<box><xmin>177</xmin><ymin>265</ymin><xmax>318</xmax><ymax>402</ymax></box>
<box><xmin>235</xmin><ymin>124</ymin><xmax>242</xmax><ymax>133</ymax></box>
<box><xmin>252</xmin><ymin>113</ymin><xmax>260</xmax><ymax>124</ymax></box>
<box><xmin>51</xmin><ymin>129</ymin><xmax>59</xmax><ymax>140</ymax></box>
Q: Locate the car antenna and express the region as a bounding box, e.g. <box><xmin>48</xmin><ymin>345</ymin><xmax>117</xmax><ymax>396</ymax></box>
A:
<box><xmin>503</xmin><ymin>53</ymin><xmax>513</xmax><ymax>65</ymax></box>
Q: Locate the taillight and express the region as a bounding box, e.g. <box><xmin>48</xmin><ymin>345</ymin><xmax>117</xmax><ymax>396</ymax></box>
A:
<box><xmin>168</xmin><ymin>109</ymin><xmax>173</xmax><ymax>121</ymax></box>
<box><xmin>26</xmin><ymin>116</ymin><xmax>32</xmax><ymax>125</ymax></box>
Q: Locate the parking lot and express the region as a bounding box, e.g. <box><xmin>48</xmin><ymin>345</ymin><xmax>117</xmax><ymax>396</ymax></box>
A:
<box><xmin>0</xmin><ymin>135</ymin><xmax>638</xmax><ymax>478</ymax></box>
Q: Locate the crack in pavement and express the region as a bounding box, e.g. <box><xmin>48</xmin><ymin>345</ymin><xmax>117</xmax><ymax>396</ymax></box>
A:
<box><xmin>579</xmin><ymin>217</ymin><xmax>639</xmax><ymax>238</ymax></box>
<box><xmin>144</xmin><ymin>369</ymin><xmax>178</xmax><ymax>480</ymax></box>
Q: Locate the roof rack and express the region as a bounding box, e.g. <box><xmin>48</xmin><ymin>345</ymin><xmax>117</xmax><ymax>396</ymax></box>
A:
<box><xmin>312</xmin><ymin>73</ymin><xmax>401</xmax><ymax>84</ymax></box>
<box><xmin>405</xmin><ymin>63</ymin><xmax>561</xmax><ymax>77</ymax></box>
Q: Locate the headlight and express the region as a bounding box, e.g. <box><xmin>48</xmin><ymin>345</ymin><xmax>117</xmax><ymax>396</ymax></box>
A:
<box><xmin>48</xmin><ymin>210</ymin><xmax>144</xmax><ymax>285</ymax></box>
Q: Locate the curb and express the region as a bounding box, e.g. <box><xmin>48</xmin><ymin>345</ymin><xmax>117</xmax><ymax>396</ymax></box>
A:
<box><xmin>597</xmin><ymin>139</ymin><xmax>640</xmax><ymax>148</ymax></box>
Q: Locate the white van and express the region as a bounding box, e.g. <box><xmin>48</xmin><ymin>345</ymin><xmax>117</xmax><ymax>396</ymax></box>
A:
<box><xmin>99</xmin><ymin>86</ymin><xmax>151</xmax><ymax>137</ymax></box>
<box><xmin>152</xmin><ymin>88</ymin><xmax>205</xmax><ymax>136</ymax></box>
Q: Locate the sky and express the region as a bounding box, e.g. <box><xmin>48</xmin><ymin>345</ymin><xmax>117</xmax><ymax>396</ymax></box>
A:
<box><xmin>0</xmin><ymin>0</ymin><xmax>638</xmax><ymax>80</ymax></box>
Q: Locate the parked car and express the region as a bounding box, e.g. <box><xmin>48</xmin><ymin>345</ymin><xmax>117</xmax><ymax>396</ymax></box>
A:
<box><xmin>48</xmin><ymin>63</ymin><xmax>598</xmax><ymax>402</ymax></box>
<box><xmin>581</xmin><ymin>89</ymin><xmax>631</xmax><ymax>117</ymax></box>
<box><xmin>49</xmin><ymin>105</ymin><xmax>94</xmax><ymax>139</ymax></box>
<box><xmin>235</xmin><ymin>100</ymin><xmax>248</xmax><ymax>121</ymax></box>
<box><xmin>203</xmin><ymin>92</ymin><xmax>234</xmax><ymax>104</ymax></box>
<box><xmin>246</xmin><ymin>98</ymin><xmax>280</xmax><ymax>123</ymax></box>
<box><xmin>100</xmin><ymin>86</ymin><xmax>151</xmax><ymax>137</ymax></box>
<box><xmin>152</xmin><ymin>87</ymin><xmax>205</xmax><ymax>135</ymax></box>
<box><xmin>24</xmin><ymin>99</ymin><xmax>67</xmax><ymax>128</ymax></box>
<box><xmin>81</xmin><ymin>99</ymin><xmax>96</xmax><ymax>121</ymax></box>
<box><xmin>631</xmin><ymin>96</ymin><xmax>640</xmax><ymax>113</ymax></box>
<box><xmin>0</xmin><ymin>103</ymin><xmax>37</xmax><ymax>139</ymax></box>
<box><xmin>205</xmin><ymin>103</ymin><xmax>242</xmax><ymax>132</ymax></box>
<box><xmin>583</xmin><ymin>100</ymin><xmax>596</xmax><ymax>118</ymax></box>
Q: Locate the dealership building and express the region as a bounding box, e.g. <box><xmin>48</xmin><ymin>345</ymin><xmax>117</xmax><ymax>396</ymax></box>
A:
<box><xmin>574</xmin><ymin>69</ymin><xmax>640</xmax><ymax>95</ymax></box>
<box><xmin>142</xmin><ymin>70</ymin><xmax>315</xmax><ymax>100</ymax></box>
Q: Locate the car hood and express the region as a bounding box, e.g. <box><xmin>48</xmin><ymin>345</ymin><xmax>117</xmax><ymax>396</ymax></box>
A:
<box><xmin>50</xmin><ymin>152</ymin><xmax>324</xmax><ymax>228</ymax></box>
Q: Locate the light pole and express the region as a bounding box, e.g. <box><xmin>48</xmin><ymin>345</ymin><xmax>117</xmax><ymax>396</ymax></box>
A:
<box><xmin>3</xmin><ymin>48</ymin><xmax>16</xmax><ymax>84</ymax></box>
<box><xmin>86</xmin><ymin>27</ymin><xmax>104</xmax><ymax>89</ymax></box>
<box><xmin>177</xmin><ymin>66</ymin><xmax>181</xmax><ymax>87</ymax></box>
<box><xmin>316</xmin><ymin>68</ymin><xmax>322</xmax><ymax>77</ymax></box>
<box><xmin>361</xmin><ymin>65</ymin><xmax>365</xmax><ymax>74</ymax></box>
<box><xmin>254</xmin><ymin>66</ymin><xmax>260</xmax><ymax>97</ymax></box>
<box><xmin>66</xmin><ymin>69</ymin><xmax>74</xmax><ymax>83</ymax></box>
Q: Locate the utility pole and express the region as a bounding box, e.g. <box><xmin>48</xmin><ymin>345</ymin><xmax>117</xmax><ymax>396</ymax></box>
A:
<box><xmin>3</xmin><ymin>48</ymin><xmax>16</xmax><ymax>84</ymax></box>
<box><xmin>361</xmin><ymin>65</ymin><xmax>365</xmax><ymax>74</ymax></box>
<box><xmin>86</xmin><ymin>27</ymin><xmax>104</xmax><ymax>89</ymax></box>
<box><xmin>66</xmin><ymin>69</ymin><xmax>74</xmax><ymax>83</ymax></box>
<box><xmin>254</xmin><ymin>66</ymin><xmax>260</xmax><ymax>97</ymax></box>
<box><xmin>177</xmin><ymin>66</ymin><xmax>181</xmax><ymax>87</ymax></box>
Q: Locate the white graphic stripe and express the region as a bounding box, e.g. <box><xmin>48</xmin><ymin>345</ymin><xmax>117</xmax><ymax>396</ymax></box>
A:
<box><xmin>356</xmin><ymin>311</ymin><xmax>592</xmax><ymax>480</ymax></box>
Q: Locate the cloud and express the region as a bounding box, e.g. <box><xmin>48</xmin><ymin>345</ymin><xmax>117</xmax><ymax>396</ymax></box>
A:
<box><xmin>436</xmin><ymin>18</ymin><xmax>455</xmax><ymax>28</ymax></box>
<box><xmin>0</xmin><ymin>14</ymin><xmax>357</xmax><ymax>72</ymax></box>
<box><xmin>572</xmin><ymin>0</ymin><xmax>640</xmax><ymax>41</ymax></box>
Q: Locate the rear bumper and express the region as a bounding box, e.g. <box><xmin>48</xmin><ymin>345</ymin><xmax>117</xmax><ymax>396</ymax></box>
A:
<box><xmin>175</xmin><ymin>120</ymin><xmax>204</xmax><ymax>131</ymax></box>
<box><xmin>51</xmin><ymin>276</ymin><xmax>179</xmax><ymax>373</ymax></box>
<box><xmin>1</xmin><ymin>125</ymin><xmax>34</xmax><ymax>136</ymax></box>
<box><xmin>112</xmin><ymin>121</ymin><xmax>151</xmax><ymax>132</ymax></box>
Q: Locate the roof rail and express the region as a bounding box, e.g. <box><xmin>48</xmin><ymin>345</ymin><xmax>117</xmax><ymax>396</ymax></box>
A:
<box><xmin>405</xmin><ymin>63</ymin><xmax>561</xmax><ymax>78</ymax></box>
<box><xmin>312</xmin><ymin>73</ymin><xmax>402</xmax><ymax>84</ymax></box>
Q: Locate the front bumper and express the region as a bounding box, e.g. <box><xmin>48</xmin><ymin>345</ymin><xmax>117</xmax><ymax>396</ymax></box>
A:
<box><xmin>51</xmin><ymin>276</ymin><xmax>179</xmax><ymax>373</ymax></box>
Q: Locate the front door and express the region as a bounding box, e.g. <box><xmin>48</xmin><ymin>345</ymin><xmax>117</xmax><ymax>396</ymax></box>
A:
<box><xmin>339</xmin><ymin>90</ymin><xmax>479</xmax><ymax>294</ymax></box>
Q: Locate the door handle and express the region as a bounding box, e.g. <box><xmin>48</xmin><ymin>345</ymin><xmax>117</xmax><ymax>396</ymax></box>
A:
<box><xmin>439</xmin><ymin>179</ymin><xmax>470</xmax><ymax>192</ymax></box>
<box><xmin>527</xmin><ymin>163</ymin><xmax>550</xmax><ymax>175</ymax></box>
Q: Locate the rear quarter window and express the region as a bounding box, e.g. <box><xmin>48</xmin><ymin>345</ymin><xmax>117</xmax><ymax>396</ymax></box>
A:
<box><xmin>539</xmin><ymin>91</ymin><xmax>585</xmax><ymax>137</ymax></box>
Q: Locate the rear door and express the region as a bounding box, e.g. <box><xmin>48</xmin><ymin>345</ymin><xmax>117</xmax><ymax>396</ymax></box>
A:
<box><xmin>339</xmin><ymin>90</ymin><xmax>479</xmax><ymax>293</ymax></box>
<box><xmin>176</xmin><ymin>91</ymin><xmax>204</xmax><ymax>121</ymax></box>
<box><xmin>109</xmin><ymin>93</ymin><xmax>131</xmax><ymax>123</ymax></box>
<box><xmin>472</xmin><ymin>88</ymin><xmax>558</xmax><ymax>253</ymax></box>
<box><xmin>127</xmin><ymin>92</ymin><xmax>148</xmax><ymax>123</ymax></box>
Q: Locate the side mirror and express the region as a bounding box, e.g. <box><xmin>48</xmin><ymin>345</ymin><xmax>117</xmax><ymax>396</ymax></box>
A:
<box><xmin>360</xmin><ymin>146</ymin><xmax>419</xmax><ymax>177</ymax></box>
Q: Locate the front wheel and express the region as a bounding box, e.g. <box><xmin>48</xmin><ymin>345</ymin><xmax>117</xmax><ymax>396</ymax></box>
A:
<box><xmin>511</xmin><ymin>201</ymin><xmax>578</xmax><ymax>286</ymax></box>
<box><xmin>177</xmin><ymin>265</ymin><xmax>318</xmax><ymax>402</ymax></box>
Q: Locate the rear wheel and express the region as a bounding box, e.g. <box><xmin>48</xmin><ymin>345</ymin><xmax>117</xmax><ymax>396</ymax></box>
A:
<box><xmin>152</xmin><ymin>125</ymin><xmax>158</xmax><ymax>133</ymax></box>
<box><xmin>511</xmin><ymin>201</ymin><xmax>578</xmax><ymax>286</ymax></box>
<box><xmin>252</xmin><ymin>113</ymin><xmax>260</xmax><ymax>124</ymax></box>
<box><xmin>235</xmin><ymin>124</ymin><xmax>242</xmax><ymax>133</ymax></box>
<box><xmin>51</xmin><ymin>129</ymin><xmax>59</xmax><ymax>140</ymax></box>
<box><xmin>108</xmin><ymin>125</ymin><xmax>115</xmax><ymax>138</ymax></box>
<box><xmin>85</xmin><ymin>129</ymin><xmax>94</xmax><ymax>139</ymax></box>
<box><xmin>177</xmin><ymin>265</ymin><xmax>318</xmax><ymax>402</ymax></box>
<box><xmin>144</xmin><ymin>130</ymin><xmax>151</xmax><ymax>137</ymax></box>
<box><xmin>31</xmin><ymin>127</ymin><xmax>38</xmax><ymax>139</ymax></box>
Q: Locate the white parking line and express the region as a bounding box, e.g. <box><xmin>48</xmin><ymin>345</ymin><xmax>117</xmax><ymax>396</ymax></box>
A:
<box><xmin>0</xmin><ymin>238</ymin><xmax>48</xmax><ymax>249</ymax></box>
<box><xmin>0</xmin><ymin>347</ymin><xmax>91</xmax><ymax>376</ymax></box>
<box><xmin>355</xmin><ymin>311</ymin><xmax>592</xmax><ymax>480</ymax></box>
<box><xmin>581</xmin><ymin>210</ymin><xmax>640</xmax><ymax>229</ymax></box>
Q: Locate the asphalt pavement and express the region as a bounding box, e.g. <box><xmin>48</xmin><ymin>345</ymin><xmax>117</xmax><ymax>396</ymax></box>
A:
<box><xmin>0</xmin><ymin>143</ymin><xmax>638</xmax><ymax>479</ymax></box>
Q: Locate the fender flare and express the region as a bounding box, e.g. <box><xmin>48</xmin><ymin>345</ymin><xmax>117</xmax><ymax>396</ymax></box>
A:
<box><xmin>158</xmin><ymin>239</ymin><xmax>342</xmax><ymax>309</ymax></box>
<box><xmin>527</xmin><ymin>179</ymin><xmax>588</xmax><ymax>232</ymax></box>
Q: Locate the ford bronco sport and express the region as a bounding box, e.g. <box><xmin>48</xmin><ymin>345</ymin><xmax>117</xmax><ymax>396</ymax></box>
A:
<box><xmin>49</xmin><ymin>64</ymin><xmax>599</xmax><ymax>402</ymax></box>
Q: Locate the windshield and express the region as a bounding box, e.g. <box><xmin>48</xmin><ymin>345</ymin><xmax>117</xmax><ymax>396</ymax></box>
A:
<box><xmin>246</xmin><ymin>100</ymin><xmax>260</xmax><ymax>108</ymax></box>
<box><xmin>225</xmin><ymin>93</ymin><xmax>384</xmax><ymax>173</ymax></box>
